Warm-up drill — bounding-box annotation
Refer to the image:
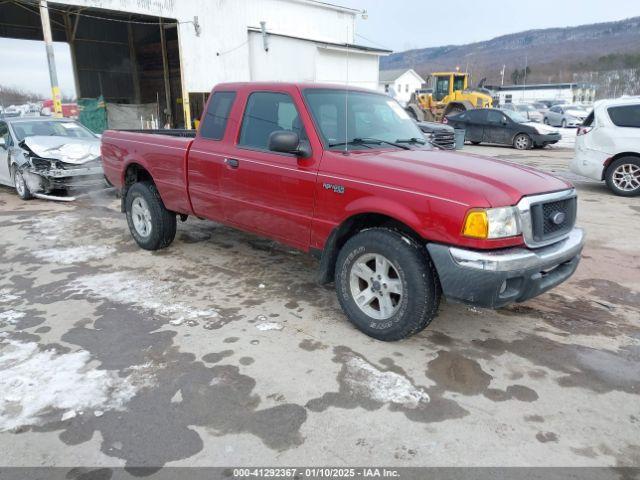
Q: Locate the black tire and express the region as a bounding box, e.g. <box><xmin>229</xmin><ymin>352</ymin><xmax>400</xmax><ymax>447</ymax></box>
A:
<box><xmin>13</xmin><ymin>167</ymin><xmax>33</xmax><ymax>200</ymax></box>
<box><xmin>605</xmin><ymin>157</ymin><xmax>640</xmax><ymax>197</ymax></box>
<box><xmin>513</xmin><ymin>133</ymin><xmax>532</xmax><ymax>150</ymax></box>
<box><xmin>125</xmin><ymin>181</ymin><xmax>176</xmax><ymax>250</ymax></box>
<box><xmin>543</xmin><ymin>118</ymin><xmax>549</xmax><ymax>125</ymax></box>
<box><xmin>335</xmin><ymin>228</ymin><xmax>440</xmax><ymax>341</ymax></box>
<box><xmin>471</xmin><ymin>141</ymin><xmax>481</xmax><ymax>145</ymax></box>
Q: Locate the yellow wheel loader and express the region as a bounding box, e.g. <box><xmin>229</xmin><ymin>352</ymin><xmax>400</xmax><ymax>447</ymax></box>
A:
<box><xmin>406</xmin><ymin>72</ymin><xmax>493</xmax><ymax>122</ymax></box>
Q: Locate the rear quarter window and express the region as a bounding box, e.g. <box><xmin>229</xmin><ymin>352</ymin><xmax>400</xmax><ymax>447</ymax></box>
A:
<box><xmin>607</xmin><ymin>105</ymin><xmax>640</xmax><ymax>128</ymax></box>
<box><xmin>200</xmin><ymin>91</ymin><xmax>236</xmax><ymax>140</ymax></box>
<box><xmin>583</xmin><ymin>111</ymin><xmax>594</xmax><ymax>127</ymax></box>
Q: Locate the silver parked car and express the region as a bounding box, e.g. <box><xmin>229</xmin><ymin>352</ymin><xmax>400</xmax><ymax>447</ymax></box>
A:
<box><xmin>0</xmin><ymin>117</ymin><xmax>104</xmax><ymax>201</ymax></box>
<box><xmin>514</xmin><ymin>103</ymin><xmax>544</xmax><ymax>123</ymax></box>
<box><xmin>543</xmin><ymin>104</ymin><xmax>590</xmax><ymax>127</ymax></box>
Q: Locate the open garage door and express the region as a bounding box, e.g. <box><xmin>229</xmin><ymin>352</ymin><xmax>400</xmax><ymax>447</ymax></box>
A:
<box><xmin>0</xmin><ymin>0</ymin><xmax>187</xmax><ymax>127</ymax></box>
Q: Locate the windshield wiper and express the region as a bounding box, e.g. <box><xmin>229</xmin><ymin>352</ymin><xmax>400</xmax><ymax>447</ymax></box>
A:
<box><xmin>328</xmin><ymin>137</ymin><xmax>410</xmax><ymax>150</ymax></box>
<box><xmin>395</xmin><ymin>137</ymin><xmax>426</xmax><ymax>145</ymax></box>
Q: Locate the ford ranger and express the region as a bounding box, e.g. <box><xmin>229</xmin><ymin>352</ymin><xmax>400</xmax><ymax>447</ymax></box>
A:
<box><xmin>102</xmin><ymin>83</ymin><xmax>585</xmax><ymax>341</ymax></box>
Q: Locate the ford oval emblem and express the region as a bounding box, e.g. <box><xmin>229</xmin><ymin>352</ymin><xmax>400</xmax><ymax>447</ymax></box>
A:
<box><xmin>550</xmin><ymin>212</ymin><xmax>566</xmax><ymax>225</ymax></box>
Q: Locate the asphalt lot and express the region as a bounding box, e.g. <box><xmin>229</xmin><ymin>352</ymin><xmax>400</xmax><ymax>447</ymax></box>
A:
<box><xmin>0</xmin><ymin>139</ymin><xmax>639</xmax><ymax>473</ymax></box>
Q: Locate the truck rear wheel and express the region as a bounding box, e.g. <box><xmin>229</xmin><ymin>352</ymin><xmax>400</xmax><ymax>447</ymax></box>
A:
<box><xmin>125</xmin><ymin>181</ymin><xmax>176</xmax><ymax>250</ymax></box>
<box><xmin>335</xmin><ymin>228</ymin><xmax>440</xmax><ymax>341</ymax></box>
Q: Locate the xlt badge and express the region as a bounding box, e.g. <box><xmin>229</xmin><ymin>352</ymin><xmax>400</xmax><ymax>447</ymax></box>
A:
<box><xmin>323</xmin><ymin>183</ymin><xmax>345</xmax><ymax>194</ymax></box>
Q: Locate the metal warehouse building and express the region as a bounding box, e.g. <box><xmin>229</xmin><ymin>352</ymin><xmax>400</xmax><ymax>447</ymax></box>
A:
<box><xmin>487</xmin><ymin>82</ymin><xmax>598</xmax><ymax>105</ymax></box>
<box><xmin>0</xmin><ymin>0</ymin><xmax>389</xmax><ymax>128</ymax></box>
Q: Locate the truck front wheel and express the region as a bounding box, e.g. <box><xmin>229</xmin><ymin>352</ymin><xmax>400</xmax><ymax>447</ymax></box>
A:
<box><xmin>125</xmin><ymin>181</ymin><xmax>176</xmax><ymax>250</ymax></box>
<box><xmin>335</xmin><ymin>228</ymin><xmax>441</xmax><ymax>341</ymax></box>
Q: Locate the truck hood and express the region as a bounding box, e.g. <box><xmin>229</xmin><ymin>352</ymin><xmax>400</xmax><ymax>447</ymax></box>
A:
<box><xmin>21</xmin><ymin>135</ymin><xmax>101</xmax><ymax>165</ymax></box>
<box><xmin>349</xmin><ymin>148</ymin><xmax>572</xmax><ymax>207</ymax></box>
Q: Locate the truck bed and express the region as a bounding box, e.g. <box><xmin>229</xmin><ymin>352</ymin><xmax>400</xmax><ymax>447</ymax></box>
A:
<box><xmin>119</xmin><ymin>129</ymin><xmax>196</xmax><ymax>138</ymax></box>
<box><xmin>101</xmin><ymin>129</ymin><xmax>195</xmax><ymax>215</ymax></box>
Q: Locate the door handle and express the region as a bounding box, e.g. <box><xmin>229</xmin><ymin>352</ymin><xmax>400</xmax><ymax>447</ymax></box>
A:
<box><xmin>224</xmin><ymin>158</ymin><xmax>239</xmax><ymax>168</ymax></box>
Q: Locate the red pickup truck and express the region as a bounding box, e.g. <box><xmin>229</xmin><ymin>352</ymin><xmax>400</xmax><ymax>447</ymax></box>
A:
<box><xmin>102</xmin><ymin>82</ymin><xmax>584</xmax><ymax>341</ymax></box>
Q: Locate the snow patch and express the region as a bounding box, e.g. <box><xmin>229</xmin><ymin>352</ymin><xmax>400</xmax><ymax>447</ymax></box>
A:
<box><xmin>28</xmin><ymin>215</ymin><xmax>78</xmax><ymax>242</ymax></box>
<box><xmin>344</xmin><ymin>356</ymin><xmax>430</xmax><ymax>408</ymax></box>
<box><xmin>255</xmin><ymin>322</ymin><xmax>283</xmax><ymax>331</ymax></box>
<box><xmin>33</xmin><ymin>245</ymin><xmax>116</xmax><ymax>265</ymax></box>
<box><xmin>68</xmin><ymin>271</ymin><xmax>219</xmax><ymax>322</ymax></box>
<box><xmin>0</xmin><ymin>338</ymin><xmax>147</xmax><ymax>431</ymax></box>
<box><xmin>0</xmin><ymin>310</ymin><xmax>25</xmax><ymax>325</ymax></box>
<box><xmin>0</xmin><ymin>290</ymin><xmax>19</xmax><ymax>303</ymax></box>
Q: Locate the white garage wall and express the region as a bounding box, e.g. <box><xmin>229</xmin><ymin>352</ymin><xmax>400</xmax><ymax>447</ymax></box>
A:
<box><xmin>248</xmin><ymin>33</ymin><xmax>317</xmax><ymax>83</ymax></box>
<box><xmin>53</xmin><ymin>0</ymin><xmax>359</xmax><ymax>92</ymax></box>
<box><xmin>315</xmin><ymin>47</ymin><xmax>380</xmax><ymax>90</ymax></box>
<box><xmin>248</xmin><ymin>32</ymin><xmax>380</xmax><ymax>91</ymax></box>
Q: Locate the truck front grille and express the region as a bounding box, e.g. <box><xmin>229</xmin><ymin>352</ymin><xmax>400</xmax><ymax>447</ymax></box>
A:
<box><xmin>530</xmin><ymin>197</ymin><xmax>576</xmax><ymax>244</ymax></box>
<box><xmin>517</xmin><ymin>189</ymin><xmax>577</xmax><ymax>248</ymax></box>
<box><xmin>431</xmin><ymin>131</ymin><xmax>455</xmax><ymax>150</ymax></box>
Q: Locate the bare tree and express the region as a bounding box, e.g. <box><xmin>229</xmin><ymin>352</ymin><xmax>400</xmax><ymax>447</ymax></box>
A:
<box><xmin>0</xmin><ymin>85</ymin><xmax>44</xmax><ymax>107</ymax></box>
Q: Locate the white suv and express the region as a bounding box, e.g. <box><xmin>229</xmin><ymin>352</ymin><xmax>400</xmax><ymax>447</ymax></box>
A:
<box><xmin>570</xmin><ymin>98</ymin><xmax>640</xmax><ymax>196</ymax></box>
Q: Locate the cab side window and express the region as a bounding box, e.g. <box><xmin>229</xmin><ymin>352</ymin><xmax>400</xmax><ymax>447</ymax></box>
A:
<box><xmin>200</xmin><ymin>91</ymin><xmax>236</xmax><ymax>140</ymax></box>
<box><xmin>238</xmin><ymin>92</ymin><xmax>307</xmax><ymax>150</ymax></box>
<box><xmin>486</xmin><ymin>110</ymin><xmax>505</xmax><ymax>124</ymax></box>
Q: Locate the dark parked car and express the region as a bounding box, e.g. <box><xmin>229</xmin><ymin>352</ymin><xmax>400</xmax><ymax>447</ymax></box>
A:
<box><xmin>417</xmin><ymin>121</ymin><xmax>456</xmax><ymax>149</ymax></box>
<box><xmin>445</xmin><ymin>108</ymin><xmax>561</xmax><ymax>150</ymax></box>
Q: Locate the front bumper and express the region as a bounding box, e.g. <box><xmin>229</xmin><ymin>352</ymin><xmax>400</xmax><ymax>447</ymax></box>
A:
<box><xmin>565</xmin><ymin>118</ymin><xmax>584</xmax><ymax>127</ymax></box>
<box><xmin>532</xmin><ymin>133</ymin><xmax>561</xmax><ymax>146</ymax></box>
<box><xmin>24</xmin><ymin>165</ymin><xmax>105</xmax><ymax>192</ymax></box>
<box><xmin>427</xmin><ymin>228</ymin><xmax>585</xmax><ymax>308</ymax></box>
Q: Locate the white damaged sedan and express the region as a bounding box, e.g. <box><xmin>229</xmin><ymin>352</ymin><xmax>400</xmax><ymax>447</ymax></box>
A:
<box><xmin>0</xmin><ymin>117</ymin><xmax>104</xmax><ymax>201</ymax></box>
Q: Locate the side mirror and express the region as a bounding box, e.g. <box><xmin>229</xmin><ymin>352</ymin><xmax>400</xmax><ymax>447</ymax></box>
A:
<box><xmin>268</xmin><ymin>130</ymin><xmax>311</xmax><ymax>157</ymax></box>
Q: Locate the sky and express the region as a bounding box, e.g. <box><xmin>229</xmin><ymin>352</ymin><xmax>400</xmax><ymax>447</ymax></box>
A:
<box><xmin>339</xmin><ymin>0</ymin><xmax>640</xmax><ymax>51</ymax></box>
<box><xmin>0</xmin><ymin>38</ymin><xmax>76</xmax><ymax>99</ymax></box>
<box><xmin>1</xmin><ymin>0</ymin><xmax>639</xmax><ymax>99</ymax></box>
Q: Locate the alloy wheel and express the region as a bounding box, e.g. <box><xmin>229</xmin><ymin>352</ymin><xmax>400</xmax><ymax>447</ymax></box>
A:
<box><xmin>131</xmin><ymin>196</ymin><xmax>153</xmax><ymax>238</ymax></box>
<box><xmin>349</xmin><ymin>253</ymin><xmax>403</xmax><ymax>320</ymax></box>
<box><xmin>14</xmin><ymin>171</ymin><xmax>26</xmax><ymax>197</ymax></box>
<box><xmin>612</xmin><ymin>163</ymin><xmax>640</xmax><ymax>192</ymax></box>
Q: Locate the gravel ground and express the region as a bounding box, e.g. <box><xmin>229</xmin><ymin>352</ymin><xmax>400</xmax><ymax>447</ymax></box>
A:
<box><xmin>0</xmin><ymin>142</ymin><xmax>638</xmax><ymax>476</ymax></box>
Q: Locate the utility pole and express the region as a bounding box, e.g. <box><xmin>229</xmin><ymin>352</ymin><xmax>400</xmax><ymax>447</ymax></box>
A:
<box><xmin>500</xmin><ymin>64</ymin><xmax>505</xmax><ymax>86</ymax></box>
<box><xmin>39</xmin><ymin>0</ymin><xmax>63</xmax><ymax>117</ymax></box>
<box><xmin>523</xmin><ymin>55</ymin><xmax>528</xmax><ymax>100</ymax></box>
<box><xmin>159</xmin><ymin>18</ymin><xmax>172</xmax><ymax>127</ymax></box>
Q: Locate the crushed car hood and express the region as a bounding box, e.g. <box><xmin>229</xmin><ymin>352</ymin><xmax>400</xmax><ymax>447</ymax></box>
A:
<box><xmin>22</xmin><ymin>136</ymin><xmax>101</xmax><ymax>165</ymax></box>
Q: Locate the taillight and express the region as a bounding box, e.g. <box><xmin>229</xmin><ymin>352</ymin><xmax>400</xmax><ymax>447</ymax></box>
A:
<box><xmin>577</xmin><ymin>126</ymin><xmax>593</xmax><ymax>136</ymax></box>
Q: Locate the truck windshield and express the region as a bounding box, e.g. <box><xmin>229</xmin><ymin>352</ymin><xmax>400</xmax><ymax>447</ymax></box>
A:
<box><xmin>11</xmin><ymin>121</ymin><xmax>96</xmax><ymax>142</ymax></box>
<box><xmin>303</xmin><ymin>89</ymin><xmax>425</xmax><ymax>151</ymax></box>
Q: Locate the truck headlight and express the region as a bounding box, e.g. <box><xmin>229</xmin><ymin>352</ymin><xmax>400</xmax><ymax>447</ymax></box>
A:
<box><xmin>462</xmin><ymin>207</ymin><xmax>521</xmax><ymax>239</ymax></box>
